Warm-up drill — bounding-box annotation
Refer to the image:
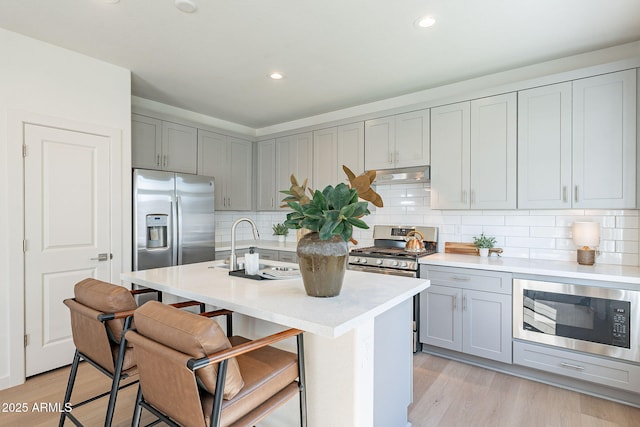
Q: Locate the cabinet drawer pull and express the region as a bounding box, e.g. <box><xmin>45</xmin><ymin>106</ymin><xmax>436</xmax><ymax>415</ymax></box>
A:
<box><xmin>451</xmin><ymin>275</ymin><xmax>471</xmax><ymax>281</ymax></box>
<box><xmin>560</xmin><ymin>362</ymin><xmax>585</xmax><ymax>371</ymax></box>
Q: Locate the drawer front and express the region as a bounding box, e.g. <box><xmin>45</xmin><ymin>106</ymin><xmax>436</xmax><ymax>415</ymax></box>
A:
<box><xmin>514</xmin><ymin>341</ymin><xmax>640</xmax><ymax>393</ymax></box>
<box><xmin>424</xmin><ymin>266</ymin><xmax>512</xmax><ymax>294</ymax></box>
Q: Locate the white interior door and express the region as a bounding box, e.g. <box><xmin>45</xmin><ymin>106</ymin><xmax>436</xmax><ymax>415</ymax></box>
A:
<box><xmin>24</xmin><ymin>124</ymin><xmax>111</xmax><ymax>376</ymax></box>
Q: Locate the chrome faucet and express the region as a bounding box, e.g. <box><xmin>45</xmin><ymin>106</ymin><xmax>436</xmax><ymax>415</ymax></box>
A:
<box><xmin>230</xmin><ymin>217</ymin><xmax>260</xmax><ymax>270</ymax></box>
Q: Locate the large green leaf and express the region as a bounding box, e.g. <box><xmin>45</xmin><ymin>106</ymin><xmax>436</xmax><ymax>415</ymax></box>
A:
<box><xmin>347</xmin><ymin>217</ymin><xmax>369</xmax><ymax>230</ymax></box>
<box><xmin>327</xmin><ymin>183</ymin><xmax>353</xmax><ymax>210</ymax></box>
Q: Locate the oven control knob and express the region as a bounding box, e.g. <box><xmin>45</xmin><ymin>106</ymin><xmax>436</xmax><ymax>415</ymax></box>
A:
<box><xmin>400</xmin><ymin>262</ymin><xmax>408</xmax><ymax>268</ymax></box>
<box><xmin>360</xmin><ymin>258</ymin><xmax>367</xmax><ymax>264</ymax></box>
<box><xmin>392</xmin><ymin>260</ymin><xmax>399</xmax><ymax>266</ymax></box>
<box><xmin>376</xmin><ymin>259</ymin><xmax>383</xmax><ymax>265</ymax></box>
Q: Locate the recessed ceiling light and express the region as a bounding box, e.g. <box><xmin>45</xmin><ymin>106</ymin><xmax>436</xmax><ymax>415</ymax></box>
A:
<box><xmin>269</xmin><ymin>72</ymin><xmax>285</xmax><ymax>80</ymax></box>
<box><xmin>415</xmin><ymin>15</ymin><xmax>436</xmax><ymax>28</ymax></box>
<box><xmin>175</xmin><ymin>0</ymin><xmax>197</xmax><ymax>13</ymax></box>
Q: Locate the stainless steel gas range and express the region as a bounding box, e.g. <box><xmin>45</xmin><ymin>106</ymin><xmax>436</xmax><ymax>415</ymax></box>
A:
<box><xmin>348</xmin><ymin>225</ymin><xmax>438</xmax><ymax>352</ymax></box>
<box><xmin>348</xmin><ymin>225</ymin><xmax>438</xmax><ymax>277</ymax></box>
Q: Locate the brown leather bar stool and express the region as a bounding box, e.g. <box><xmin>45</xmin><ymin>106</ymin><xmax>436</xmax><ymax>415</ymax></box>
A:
<box><xmin>59</xmin><ymin>278</ymin><xmax>222</xmax><ymax>427</ymax></box>
<box><xmin>127</xmin><ymin>301</ymin><xmax>307</xmax><ymax>427</ymax></box>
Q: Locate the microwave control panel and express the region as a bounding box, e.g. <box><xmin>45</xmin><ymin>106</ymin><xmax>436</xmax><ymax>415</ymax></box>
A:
<box><xmin>611</xmin><ymin>302</ymin><xmax>630</xmax><ymax>348</ymax></box>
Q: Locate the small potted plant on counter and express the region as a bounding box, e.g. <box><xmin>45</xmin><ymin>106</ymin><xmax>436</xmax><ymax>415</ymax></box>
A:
<box><xmin>473</xmin><ymin>233</ymin><xmax>496</xmax><ymax>257</ymax></box>
<box><xmin>272</xmin><ymin>223</ymin><xmax>289</xmax><ymax>243</ymax></box>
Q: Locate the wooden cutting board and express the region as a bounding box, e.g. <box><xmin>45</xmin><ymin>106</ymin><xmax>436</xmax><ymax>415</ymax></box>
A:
<box><xmin>444</xmin><ymin>242</ymin><xmax>504</xmax><ymax>256</ymax></box>
<box><xmin>445</xmin><ymin>242</ymin><xmax>479</xmax><ymax>255</ymax></box>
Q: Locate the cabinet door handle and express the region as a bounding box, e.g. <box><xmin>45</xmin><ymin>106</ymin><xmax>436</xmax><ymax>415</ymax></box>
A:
<box><xmin>560</xmin><ymin>362</ymin><xmax>585</xmax><ymax>371</ymax></box>
<box><xmin>271</xmin><ymin>197</ymin><xmax>274</xmax><ymax>208</ymax></box>
<box><xmin>156</xmin><ymin>154</ymin><xmax>161</xmax><ymax>167</ymax></box>
<box><xmin>388</xmin><ymin>152</ymin><xmax>393</xmax><ymax>164</ymax></box>
<box><xmin>463</xmin><ymin>295</ymin><xmax>467</xmax><ymax>311</ymax></box>
<box><xmin>574</xmin><ymin>185</ymin><xmax>579</xmax><ymax>202</ymax></box>
<box><xmin>452</xmin><ymin>295</ymin><xmax>457</xmax><ymax>311</ymax></box>
<box><xmin>451</xmin><ymin>275</ymin><xmax>470</xmax><ymax>281</ymax></box>
<box><xmin>470</xmin><ymin>190</ymin><xmax>475</xmax><ymax>204</ymax></box>
<box><xmin>562</xmin><ymin>186</ymin><xmax>567</xmax><ymax>203</ymax></box>
<box><xmin>163</xmin><ymin>155</ymin><xmax>168</xmax><ymax>168</ymax></box>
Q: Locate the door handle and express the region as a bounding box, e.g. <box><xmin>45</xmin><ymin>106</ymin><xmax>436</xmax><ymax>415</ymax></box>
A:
<box><xmin>91</xmin><ymin>253</ymin><xmax>111</xmax><ymax>261</ymax></box>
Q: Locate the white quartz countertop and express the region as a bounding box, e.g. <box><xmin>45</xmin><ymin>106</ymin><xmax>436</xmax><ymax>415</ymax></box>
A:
<box><xmin>121</xmin><ymin>260</ymin><xmax>428</xmax><ymax>338</ymax></box>
<box><xmin>420</xmin><ymin>253</ymin><xmax>640</xmax><ymax>288</ymax></box>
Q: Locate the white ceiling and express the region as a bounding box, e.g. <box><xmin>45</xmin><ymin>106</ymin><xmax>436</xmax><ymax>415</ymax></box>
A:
<box><xmin>1</xmin><ymin>0</ymin><xmax>639</xmax><ymax>130</ymax></box>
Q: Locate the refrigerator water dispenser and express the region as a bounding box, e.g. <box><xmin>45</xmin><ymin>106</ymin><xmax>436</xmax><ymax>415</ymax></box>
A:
<box><xmin>146</xmin><ymin>214</ymin><xmax>168</xmax><ymax>249</ymax></box>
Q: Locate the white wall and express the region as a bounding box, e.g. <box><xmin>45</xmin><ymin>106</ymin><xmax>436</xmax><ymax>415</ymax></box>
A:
<box><xmin>0</xmin><ymin>28</ymin><xmax>131</xmax><ymax>389</ymax></box>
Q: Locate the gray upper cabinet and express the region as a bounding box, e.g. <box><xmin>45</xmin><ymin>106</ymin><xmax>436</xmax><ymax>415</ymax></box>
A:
<box><xmin>572</xmin><ymin>69</ymin><xmax>637</xmax><ymax>209</ymax></box>
<box><xmin>337</xmin><ymin>122</ymin><xmax>365</xmax><ymax>180</ymax></box>
<box><xmin>518</xmin><ymin>82</ymin><xmax>572</xmax><ymax>209</ymax></box>
<box><xmin>364</xmin><ymin>109</ymin><xmax>430</xmax><ymax>170</ymax></box>
<box><xmin>256</xmin><ymin>132</ymin><xmax>313</xmax><ymax>211</ymax></box>
<box><xmin>132</xmin><ymin>114</ymin><xmax>198</xmax><ymax>174</ymax></box>
<box><xmin>256</xmin><ymin>139</ymin><xmax>277</xmax><ymax>210</ymax></box>
<box><xmin>313</xmin><ymin>122</ymin><xmax>365</xmax><ymax>190</ymax></box>
<box><xmin>313</xmin><ymin>127</ymin><xmax>338</xmax><ymax>190</ymax></box>
<box><xmin>276</xmin><ymin>132</ymin><xmax>313</xmax><ymax>210</ymax></box>
<box><xmin>198</xmin><ymin>130</ymin><xmax>252</xmax><ymax>211</ymax></box>
<box><xmin>518</xmin><ymin>69</ymin><xmax>637</xmax><ymax>209</ymax></box>
<box><xmin>431</xmin><ymin>93</ymin><xmax>517</xmax><ymax>210</ymax></box>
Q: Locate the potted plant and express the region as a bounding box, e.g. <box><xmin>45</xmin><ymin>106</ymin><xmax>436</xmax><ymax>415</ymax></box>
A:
<box><xmin>280</xmin><ymin>167</ymin><xmax>382</xmax><ymax>297</ymax></box>
<box><xmin>272</xmin><ymin>223</ymin><xmax>289</xmax><ymax>243</ymax></box>
<box><xmin>473</xmin><ymin>233</ymin><xmax>496</xmax><ymax>257</ymax></box>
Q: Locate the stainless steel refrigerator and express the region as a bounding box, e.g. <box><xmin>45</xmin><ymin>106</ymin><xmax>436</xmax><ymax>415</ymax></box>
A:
<box><xmin>133</xmin><ymin>169</ymin><xmax>215</xmax><ymax>272</ymax></box>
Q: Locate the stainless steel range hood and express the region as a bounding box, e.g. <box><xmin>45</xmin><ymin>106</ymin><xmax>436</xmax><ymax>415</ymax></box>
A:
<box><xmin>373</xmin><ymin>166</ymin><xmax>430</xmax><ymax>185</ymax></box>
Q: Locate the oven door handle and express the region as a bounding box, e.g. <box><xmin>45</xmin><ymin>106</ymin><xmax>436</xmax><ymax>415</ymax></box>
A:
<box><xmin>347</xmin><ymin>264</ymin><xmax>418</xmax><ymax>278</ymax></box>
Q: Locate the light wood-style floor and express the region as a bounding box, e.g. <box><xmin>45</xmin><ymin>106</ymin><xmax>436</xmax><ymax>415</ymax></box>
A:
<box><xmin>1</xmin><ymin>352</ymin><xmax>639</xmax><ymax>426</ymax></box>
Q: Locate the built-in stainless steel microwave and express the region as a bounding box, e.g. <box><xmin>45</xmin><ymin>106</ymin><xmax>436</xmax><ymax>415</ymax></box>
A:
<box><xmin>513</xmin><ymin>278</ymin><xmax>640</xmax><ymax>362</ymax></box>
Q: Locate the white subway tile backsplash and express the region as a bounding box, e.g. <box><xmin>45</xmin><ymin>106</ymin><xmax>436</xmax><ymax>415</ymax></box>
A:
<box><xmin>461</xmin><ymin>215</ymin><xmax>505</xmax><ymax>226</ymax></box>
<box><xmin>233</xmin><ymin>182</ymin><xmax>640</xmax><ymax>267</ymax></box>
<box><xmin>616</xmin><ymin>240</ymin><xmax>640</xmax><ymax>254</ymax></box>
<box><xmin>506</xmin><ymin>237</ymin><xmax>555</xmax><ymax>249</ymax></box>
<box><xmin>506</xmin><ymin>215</ymin><xmax>555</xmax><ymax>226</ymax></box>
<box><xmin>616</xmin><ymin>216</ymin><xmax>640</xmax><ymax>228</ymax></box>
<box><xmin>530</xmin><ymin>226</ymin><xmax>572</xmax><ymax>238</ymax></box>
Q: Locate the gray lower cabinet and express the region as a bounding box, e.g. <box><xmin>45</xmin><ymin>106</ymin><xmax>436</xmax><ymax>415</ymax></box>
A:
<box><xmin>215</xmin><ymin>248</ymin><xmax>296</xmax><ymax>263</ymax></box>
<box><xmin>278</xmin><ymin>251</ymin><xmax>298</xmax><ymax>263</ymax></box>
<box><xmin>257</xmin><ymin>249</ymin><xmax>278</xmax><ymax>261</ymax></box>
<box><xmin>420</xmin><ymin>265</ymin><xmax>513</xmax><ymax>364</ymax></box>
<box><xmin>514</xmin><ymin>341</ymin><xmax>640</xmax><ymax>393</ymax></box>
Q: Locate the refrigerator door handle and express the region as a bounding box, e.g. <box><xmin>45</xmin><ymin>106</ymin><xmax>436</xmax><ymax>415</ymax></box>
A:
<box><xmin>176</xmin><ymin>195</ymin><xmax>183</xmax><ymax>264</ymax></box>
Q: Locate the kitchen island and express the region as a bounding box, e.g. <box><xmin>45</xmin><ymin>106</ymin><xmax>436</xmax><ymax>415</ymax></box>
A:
<box><xmin>121</xmin><ymin>261</ymin><xmax>429</xmax><ymax>427</ymax></box>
